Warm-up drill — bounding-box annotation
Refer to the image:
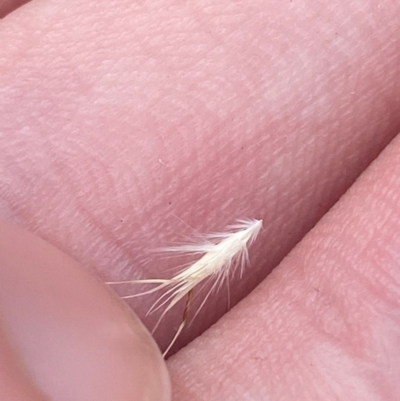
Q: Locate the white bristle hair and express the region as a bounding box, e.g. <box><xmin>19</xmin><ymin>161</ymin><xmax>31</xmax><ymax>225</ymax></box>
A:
<box><xmin>108</xmin><ymin>218</ymin><xmax>262</xmax><ymax>356</ymax></box>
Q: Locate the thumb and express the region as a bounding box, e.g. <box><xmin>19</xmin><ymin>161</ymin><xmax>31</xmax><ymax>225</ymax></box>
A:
<box><xmin>0</xmin><ymin>219</ymin><xmax>170</xmax><ymax>401</ymax></box>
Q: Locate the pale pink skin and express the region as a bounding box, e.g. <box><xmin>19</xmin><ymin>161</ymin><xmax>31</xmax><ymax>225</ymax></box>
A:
<box><xmin>1</xmin><ymin>0</ymin><xmax>400</xmax><ymax>400</ymax></box>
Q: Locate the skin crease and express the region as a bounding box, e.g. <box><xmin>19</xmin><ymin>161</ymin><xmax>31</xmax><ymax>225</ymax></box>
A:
<box><xmin>0</xmin><ymin>0</ymin><xmax>29</xmax><ymax>18</ymax></box>
<box><xmin>0</xmin><ymin>0</ymin><xmax>400</xmax><ymax>399</ymax></box>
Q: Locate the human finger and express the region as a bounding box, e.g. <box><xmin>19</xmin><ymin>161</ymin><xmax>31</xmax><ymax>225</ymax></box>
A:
<box><xmin>0</xmin><ymin>0</ymin><xmax>399</xmax><ymax>352</ymax></box>
<box><xmin>0</xmin><ymin>220</ymin><xmax>171</xmax><ymax>401</ymax></box>
<box><xmin>169</xmin><ymin>134</ymin><xmax>400</xmax><ymax>400</ymax></box>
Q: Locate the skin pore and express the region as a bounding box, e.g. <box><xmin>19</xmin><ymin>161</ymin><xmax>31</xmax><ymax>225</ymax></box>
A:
<box><xmin>1</xmin><ymin>0</ymin><xmax>400</xmax><ymax>400</ymax></box>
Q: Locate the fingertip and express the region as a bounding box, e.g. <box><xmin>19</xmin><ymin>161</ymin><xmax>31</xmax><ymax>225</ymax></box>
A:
<box><xmin>0</xmin><ymin>219</ymin><xmax>171</xmax><ymax>401</ymax></box>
